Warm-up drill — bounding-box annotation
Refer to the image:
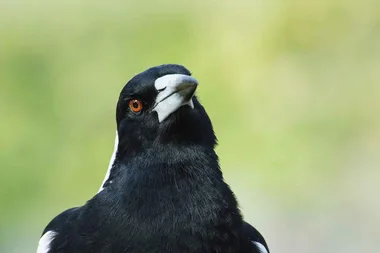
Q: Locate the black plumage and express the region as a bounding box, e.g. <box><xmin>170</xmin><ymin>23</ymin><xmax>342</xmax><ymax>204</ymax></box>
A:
<box><xmin>38</xmin><ymin>64</ymin><xmax>269</xmax><ymax>253</ymax></box>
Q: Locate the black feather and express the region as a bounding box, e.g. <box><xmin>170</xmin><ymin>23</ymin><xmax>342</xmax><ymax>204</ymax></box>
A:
<box><xmin>41</xmin><ymin>64</ymin><xmax>269</xmax><ymax>253</ymax></box>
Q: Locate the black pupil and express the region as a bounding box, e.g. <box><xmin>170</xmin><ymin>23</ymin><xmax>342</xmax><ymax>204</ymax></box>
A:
<box><xmin>133</xmin><ymin>101</ymin><xmax>139</xmax><ymax>108</ymax></box>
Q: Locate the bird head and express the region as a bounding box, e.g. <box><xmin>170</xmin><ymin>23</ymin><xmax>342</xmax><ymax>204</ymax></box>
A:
<box><xmin>114</xmin><ymin>64</ymin><xmax>217</xmax><ymax>161</ymax></box>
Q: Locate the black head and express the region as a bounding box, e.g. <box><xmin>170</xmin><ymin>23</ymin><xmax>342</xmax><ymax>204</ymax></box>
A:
<box><xmin>114</xmin><ymin>64</ymin><xmax>216</xmax><ymax>162</ymax></box>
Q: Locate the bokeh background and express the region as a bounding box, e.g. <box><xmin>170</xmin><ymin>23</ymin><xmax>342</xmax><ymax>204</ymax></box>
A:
<box><xmin>1</xmin><ymin>1</ymin><xmax>380</xmax><ymax>252</ymax></box>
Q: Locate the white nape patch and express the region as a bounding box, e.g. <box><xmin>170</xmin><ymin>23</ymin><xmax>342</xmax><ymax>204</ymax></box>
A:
<box><xmin>37</xmin><ymin>231</ymin><xmax>57</xmax><ymax>253</ymax></box>
<box><xmin>98</xmin><ymin>131</ymin><xmax>119</xmax><ymax>193</ymax></box>
<box><xmin>252</xmin><ymin>241</ymin><xmax>268</xmax><ymax>253</ymax></box>
<box><xmin>153</xmin><ymin>74</ymin><xmax>198</xmax><ymax>122</ymax></box>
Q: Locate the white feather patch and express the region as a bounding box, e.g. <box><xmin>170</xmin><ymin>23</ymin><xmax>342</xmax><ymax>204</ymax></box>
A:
<box><xmin>98</xmin><ymin>131</ymin><xmax>119</xmax><ymax>193</ymax></box>
<box><xmin>253</xmin><ymin>241</ymin><xmax>268</xmax><ymax>253</ymax></box>
<box><xmin>37</xmin><ymin>231</ymin><xmax>57</xmax><ymax>253</ymax></box>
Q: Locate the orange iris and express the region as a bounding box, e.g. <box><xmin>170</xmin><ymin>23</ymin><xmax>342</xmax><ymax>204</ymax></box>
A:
<box><xmin>129</xmin><ymin>99</ymin><xmax>143</xmax><ymax>113</ymax></box>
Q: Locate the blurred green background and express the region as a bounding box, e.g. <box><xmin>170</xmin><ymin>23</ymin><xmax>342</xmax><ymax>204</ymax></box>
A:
<box><xmin>1</xmin><ymin>1</ymin><xmax>380</xmax><ymax>252</ymax></box>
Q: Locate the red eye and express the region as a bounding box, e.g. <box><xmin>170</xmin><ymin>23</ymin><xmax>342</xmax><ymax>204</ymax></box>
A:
<box><xmin>129</xmin><ymin>99</ymin><xmax>143</xmax><ymax>113</ymax></box>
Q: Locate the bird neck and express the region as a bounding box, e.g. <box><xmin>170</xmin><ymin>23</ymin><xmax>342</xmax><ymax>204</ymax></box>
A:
<box><xmin>95</xmin><ymin>143</ymin><xmax>244</xmax><ymax>243</ymax></box>
<box><xmin>109</xmin><ymin>143</ymin><xmax>237</xmax><ymax>207</ymax></box>
<box><xmin>116</xmin><ymin>143</ymin><xmax>223</xmax><ymax>189</ymax></box>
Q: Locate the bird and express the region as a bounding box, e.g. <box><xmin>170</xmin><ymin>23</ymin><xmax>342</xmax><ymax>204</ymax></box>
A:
<box><xmin>37</xmin><ymin>64</ymin><xmax>270</xmax><ymax>253</ymax></box>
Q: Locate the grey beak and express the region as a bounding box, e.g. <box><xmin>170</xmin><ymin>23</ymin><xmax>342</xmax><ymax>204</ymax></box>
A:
<box><xmin>153</xmin><ymin>74</ymin><xmax>198</xmax><ymax>122</ymax></box>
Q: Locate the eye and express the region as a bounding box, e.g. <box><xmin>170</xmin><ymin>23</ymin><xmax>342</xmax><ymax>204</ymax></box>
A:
<box><xmin>128</xmin><ymin>99</ymin><xmax>143</xmax><ymax>113</ymax></box>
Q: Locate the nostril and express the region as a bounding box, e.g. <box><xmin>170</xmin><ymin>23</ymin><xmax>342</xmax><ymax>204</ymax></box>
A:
<box><xmin>157</xmin><ymin>87</ymin><xmax>166</xmax><ymax>92</ymax></box>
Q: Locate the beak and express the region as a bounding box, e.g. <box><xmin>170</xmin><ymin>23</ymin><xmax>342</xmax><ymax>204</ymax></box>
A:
<box><xmin>153</xmin><ymin>74</ymin><xmax>198</xmax><ymax>122</ymax></box>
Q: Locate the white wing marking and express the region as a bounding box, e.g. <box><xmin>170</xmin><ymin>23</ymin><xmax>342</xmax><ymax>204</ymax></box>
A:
<box><xmin>98</xmin><ymin>131</ymin><xmax>118</xmax><ymax>193</ymax></box>
<box><xmin>37</xmin><ymin>231</ymin><xmax>57</xmax><ymax>253</ymax></box>
<box><xmin>253</xmin><ymin>241</ymin><xmax>268</xmax><ymax>253</ymax></box>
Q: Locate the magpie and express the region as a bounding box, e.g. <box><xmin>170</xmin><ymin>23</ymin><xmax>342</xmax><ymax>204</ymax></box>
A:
<box><xmin>37</xmin><ymin>64</ymin><xmax>270</xmax><ymax>253</ymax></box>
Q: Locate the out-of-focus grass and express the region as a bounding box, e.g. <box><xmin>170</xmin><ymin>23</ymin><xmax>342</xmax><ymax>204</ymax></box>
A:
<box><xmin>1</xmin><ymin>1</ymin><xmax>380</xmax><ymax>252</ymax></box>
